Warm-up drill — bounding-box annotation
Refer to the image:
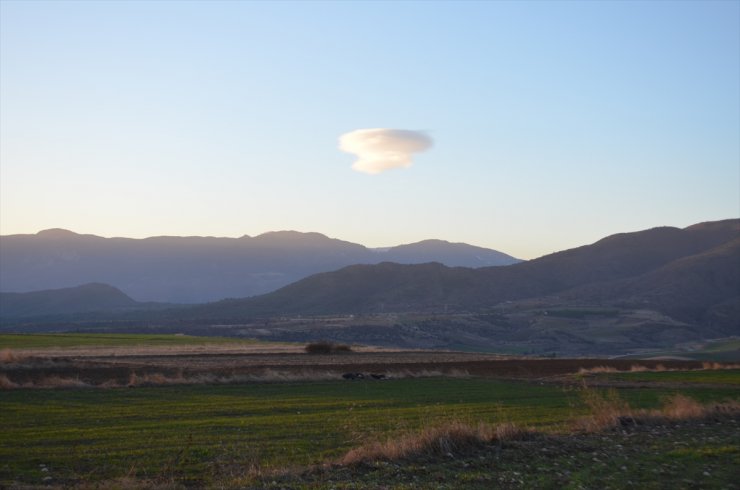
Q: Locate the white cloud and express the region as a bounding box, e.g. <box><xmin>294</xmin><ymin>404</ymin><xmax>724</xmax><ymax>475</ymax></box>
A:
<box><xmin>339</xmin><ymin>128</ymin><xmax>433</xmax><ymax>175</ymax></box>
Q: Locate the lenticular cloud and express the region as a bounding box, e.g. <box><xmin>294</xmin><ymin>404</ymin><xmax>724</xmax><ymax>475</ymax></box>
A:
<box><xmin>339</xmin><ymin>128</ymin><xmax>433</xmax><ymax>175</ymax></box>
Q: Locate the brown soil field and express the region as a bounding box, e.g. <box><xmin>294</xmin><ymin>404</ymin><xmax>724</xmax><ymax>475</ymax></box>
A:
<box><xmin>0</xmin><ymin>348</ymin><xmax>711</xmax><ymax>388</ymax></box>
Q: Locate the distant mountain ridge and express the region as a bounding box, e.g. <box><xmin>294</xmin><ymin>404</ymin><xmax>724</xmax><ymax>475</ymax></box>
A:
<box><xmin>1</xmin><ymin>219</ymin><xmax>737</xmax><ymax>357</ymax></box>
<box><xmin>0</xmin><ymin>283</ymin><xmax>139</xmax><ymax>318</ymax></box>
<box><xmin>186</xmin><ymin>219</ymin><xmax>740</xmax><ymax>331</ymax></box>
<box><xmin>0</xmin><ymin>230</ymin><xmax>520</xmax><ymax>303</ymax></box>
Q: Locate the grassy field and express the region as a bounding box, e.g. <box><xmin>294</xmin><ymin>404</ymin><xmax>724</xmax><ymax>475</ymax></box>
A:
<box><xmin>598</xmin><ymin>368</ymin><xmax>740</xmax><ymax>385</ymax></box>
<box><xmin>275</xmin><ymin>416</ymin><xmax>740</xmax><ymax>489</ymax></box>
<box><xmin>0</xmin><ymin>333</ymin><xmax>258</xmax><ymax>349</ymax></box>
<box><xmin>622</xmin><ymin>337</ymin><xmax>740</xmax><ymax>362</ymax></box>
<box><xmin>2</xmin><ymin>376</ymin><xmax>738</xmax><ymax>487</ymax></box>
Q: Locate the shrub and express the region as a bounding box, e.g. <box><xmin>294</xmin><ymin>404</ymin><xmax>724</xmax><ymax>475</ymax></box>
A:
<box><xmin>659</xmin><ymin>394</ymin><xmax>705</xmax><ymax>420</ymax></box>
<box><xmin>305</xmin><ymin>341</ymin><xmax>352</xmax><ymax>355</ymax></box>
<box><xmin>0</xmin><ymin>374</ymin><xmax>18</xmax><ymax>389</ymax></box>
<box><xmin>573</xmin><ymin>388</ymin><xmax>632</xmax><ymax>433</ymax></box>
<box><xmin>578</xmin><ymin>365</ymin><xmax>619</xmax><ymax>374</ymax></box>
<box><xmin>0</xmin><ymin>348</ymin><xmax>22</xmax><ymax>363</ymax></box>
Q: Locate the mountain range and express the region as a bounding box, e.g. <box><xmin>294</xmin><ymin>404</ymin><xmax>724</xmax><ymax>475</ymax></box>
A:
<box><xmin>1</xmin><ymin>219</ymin><xmax>738</xmax><ymax>356</ymax></box>
<box><xmin>185</xmin><ymin>219</ymin><xmax>739</xmax><ymax>328</ymax></box>
<box><xmin>0</xmin><ymin>229</ymin><xmax>520</xmax><ymax>303</ymax></box>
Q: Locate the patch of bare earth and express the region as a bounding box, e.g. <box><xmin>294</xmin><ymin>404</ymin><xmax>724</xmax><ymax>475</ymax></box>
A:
<box><xmin>3</xmin><ymin>343</ymin><xmax>732</xmax><ymax>389</ymax></box>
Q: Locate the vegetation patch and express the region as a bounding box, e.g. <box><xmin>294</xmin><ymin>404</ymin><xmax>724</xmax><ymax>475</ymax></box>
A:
<box><xmin>265</xmin><ymin>392</ymin><xmax>740</xmax><ymax>489</ymax></box>
<box><xmin>305</xmin><ymin>341</ymin><xmax>353</xmax><ymax>355</ymax></box>
<box><xmin>591</xmin><ymin>368</ymin><xmax>740</xmax><ymax>385</ymax></box>
<box><xmin>544</xmin><ymin>308</ymin><xmax>621</xmax><ymax>319</ymax></box>
<box><xmin>1</xmin><ymin>377</ymin><xmax>738</xmax><ymax>487</ymax></box>
<box><xmin>0</xmin><ymin>333</ymin><xmax>257</xmax><ymax>350</ymax></box>
<box><xmin>340</xmin><ymin>421</ymin><xmax>532</xmax><ymax>465</ymax></box>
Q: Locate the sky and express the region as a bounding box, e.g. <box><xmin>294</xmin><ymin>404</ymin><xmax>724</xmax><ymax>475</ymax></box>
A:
<box><xmin>1</xmin><ymin>0</ymin><xmax>738</xmax><ymax>259</ymax></box>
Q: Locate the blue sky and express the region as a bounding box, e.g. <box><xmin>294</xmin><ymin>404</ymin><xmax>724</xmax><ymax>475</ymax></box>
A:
<box><xmin>1</xmin><ymin>0</ymin><xmax>738</xmax><ymax>258</ymax></box>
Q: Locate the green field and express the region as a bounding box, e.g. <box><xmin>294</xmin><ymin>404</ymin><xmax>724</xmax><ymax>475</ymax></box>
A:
<box><xmin>1</xmin><ymin>377</ymin><xmax>738</xmax><ymax>487</ymax></box>
<box><xmin>600</xmin><ymin>368</ymin><xmax>740</xmax><ymax>385</ymax></box>
<box><xmin>622</xmin><ymin>337</ymin><xmax>740</xmax><ymax>362</ymax></box>
<box><xmin>0</xmin><ymin>333</ymin><xmax>258</xmax><ymax>349</ymax></box>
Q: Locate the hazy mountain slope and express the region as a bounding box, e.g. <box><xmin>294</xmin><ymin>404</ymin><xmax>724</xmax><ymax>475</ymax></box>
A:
<box><xmin>472</xmin><ymin>219</ymin><xmax>740</xmax><ymax>301</ymax></box>
<box><xmin>0</xmin><ymin>283</ymin><xmax>139</xmax><ymax>318</ymax></box>
<box><xmin>190</xmin><ymin>219</ymin><xmax>739</xmax><ymax>319</ymax></box>
<box><xmin>0</xmin><ymin>229</ymin><xmax>519</xmax><ymax>303</ymax></box>
<box><xmin>190</xmin><ymin>262</ymin><xmax>485</xmax><ymax>318</ymax></box>
<box><xmin>613</xmin><ymin>238</ymin><xmax>740</xmax><ymax>326</ymax></box>
<box><xmin>376</xmin><ymin>239</ymin><xmax>519</xmax><ymax>267</ymax></box>
<box><xmin>540</xmin><ymin>236</ymin><xmax>740</xmax><ymax>331</ymax></box>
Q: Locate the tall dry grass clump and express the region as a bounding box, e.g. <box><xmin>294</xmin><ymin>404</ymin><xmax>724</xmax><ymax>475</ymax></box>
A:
<box><xmin>578</xmin><ymin>363</ymin><xmax>674</xmax><ymax>375</ymax></box>
<box><xmin>629</xmin><ymin>364</ymin><xmax>650</xmax><ymax>372</ymax></box>
<box><xmin>36</xmin><ymin>376</ymin><xmax>90</xmax><ymax>388</ymax></box>
<box><xmin>641</xmin><ymin>394</ymin><xmax>740</xmax><ymax>422</ymax></box>
<box><xmin>578</xmin><ymin>365</ymin><xmax>619</xmax><ymax>375</ymax></box>
<box><xmin>659</xmin><ymin>394</ymin><xmax>705</xmax><ymax>420</ymax></box>
<box><xmin>0</xmin><ymin>373</ymin><xmax>18</xmax><ymax>389</ymax></box>
<box><xmin>340</xmin><ymin>420</ymin><xmax>531</xmax><ymax>465</ymax></box>
<box><xmin>702</xmin><ymin>361</ymin><xmax>740</xmax><ymax>370</ymax></box>
<box><xmin>573</xmin><ymin>387</ymin><xmax>740</xmax><ymax>433</ymax></box>
<box><xmin>494</xmin><ymin>421</ymin><xmax>528</xmax><ymax>441</ymax></box>
<box><xmin>0</xmin><ymin>348</ymin><xmax>23</xmax><ymax>363</ymax></box>
<box><xmin>572</xmin><ymin>388</ymin><xmax>632</xmax><ymax>433</ymax></box>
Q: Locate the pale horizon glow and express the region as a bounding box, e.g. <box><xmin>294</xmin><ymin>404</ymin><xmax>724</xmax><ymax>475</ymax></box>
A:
<box><xmin>1</xmin><ymin>1</ymin><xmax>738</xmax><ymax>260</ymax></box>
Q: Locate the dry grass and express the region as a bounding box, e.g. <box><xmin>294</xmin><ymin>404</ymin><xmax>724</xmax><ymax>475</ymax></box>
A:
<box><xmin>628</xmin><ymin>364</ymin><xmax>650</xmax><ymax>372</ymax></box>
<box><xmin>0</xmin><ymin>348</ymin><xmax>25</xmax><ymax>363</ymax></box>
<box><xmin>642</xmin><ymin>394</ymin><xmax>740</xmax><ymax>422</ymax></box>
<box><xmin>74</xmin><ymin>476</ymin><xmax>186</xmax><ymax>489</ymax></box>
<box><xmin>578</xmin><ymin>363</ymin><xmax>671</xmax><ymax>375</ymax></box>
<box><xmin>0</xmin><ymin>369</ymin><xmax>345</xmax><ymax>390</ymax></box>
<box><xmin>576</xmin><ymin>361</ymin><xmax>740</xmax><ymax>376</ymax></box>
<box><xmin>658</xmin><ymin>394</ymin><xmax>706</xmax><ymax>419</ymax></box>
<box><xmin>572</xmin><ymin>388</ymin><xmax>631</xmax><ymax>432</ymax></box>
<box><xmin>0</xmin><ymin>373</ymin><xmax>18</xmax><ymax>389</ymax></box>
<box><xmin>0</xmin><ymin>367</ymin><xmax>474</xmax><ymax>390</ymax></box>
<box><xmin>702</xmin><ymin>361</ymin><xmax>740</xmax><ymax>370</ymax></box>
<box><xmin>35</xmin><ymin>376</ymin><xmax>90</xmax><ymax>388</ymax></box>
<box><xmin>573</xmin><ymin>388</ymin><xmax>740</xmax><ymax>434</ymax></box>
<box><xmin>338</xmin><ymin>389</ymin><xmax>740</xmax><ymax>466</ymax></box>
<box><xmin>119</xmin><ymin>370</ymin><xmax>339</xmax><ymax>388</ymax></box>
<box><xmin>340</xmin><ymin>420</ymin><xmax>533</xmax><ymax>465</ymax></box>
<box><xmin>578</xmin><ymin>365</ymin><xmax>618</xmax><ymax>374</ymax></box>
<box><xmin>1</xmin><ymin>374</ymin><xmax>90</xmax><ymax>389</ymax></box>
<box><xmin>494</xmin><ymin>421</ymin><xmax>529</xmax><ymax>441</ymax></box>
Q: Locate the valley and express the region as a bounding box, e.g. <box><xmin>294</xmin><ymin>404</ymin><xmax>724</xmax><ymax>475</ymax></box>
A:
<box><xmin>2</xmin><ymin>219</ymin><xmax>738</xmax><ymax>359</ymax></box>
<box><xmin>1</xmin><ymin>334</ymin><xmax>738</xmax><ymax>488</ymax></box>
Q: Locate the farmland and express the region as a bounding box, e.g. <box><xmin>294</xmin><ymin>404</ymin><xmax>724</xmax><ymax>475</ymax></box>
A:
<box><xmin>1</xmin><ymin>334</ymin><xmax>739</xmax><ymax>488</ymax></box>
<box><xmin>0</xmin><ymin>333</ymin><xmax>259</xmax><ymax>349</ymax></box>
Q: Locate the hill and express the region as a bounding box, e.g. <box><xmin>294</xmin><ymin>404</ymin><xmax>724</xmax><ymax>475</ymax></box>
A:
<box><xmin>188</xmin><ymin>219</ymin><xmax>740</xmax><ymax>321</ymax></box>
<box><xmin>2</xmin><ymin>220</ymin><xmax>737</xmax><ymax>356</ymax></box>
<box><xmin>0</xmin><ymin>230</ymin><xmax>520</xmax><ymax>303</ymax></box>
<box><xmin>0</xmin><ymin>283</ymin><xmax>141</xmax><ymax>318</ymax></box>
